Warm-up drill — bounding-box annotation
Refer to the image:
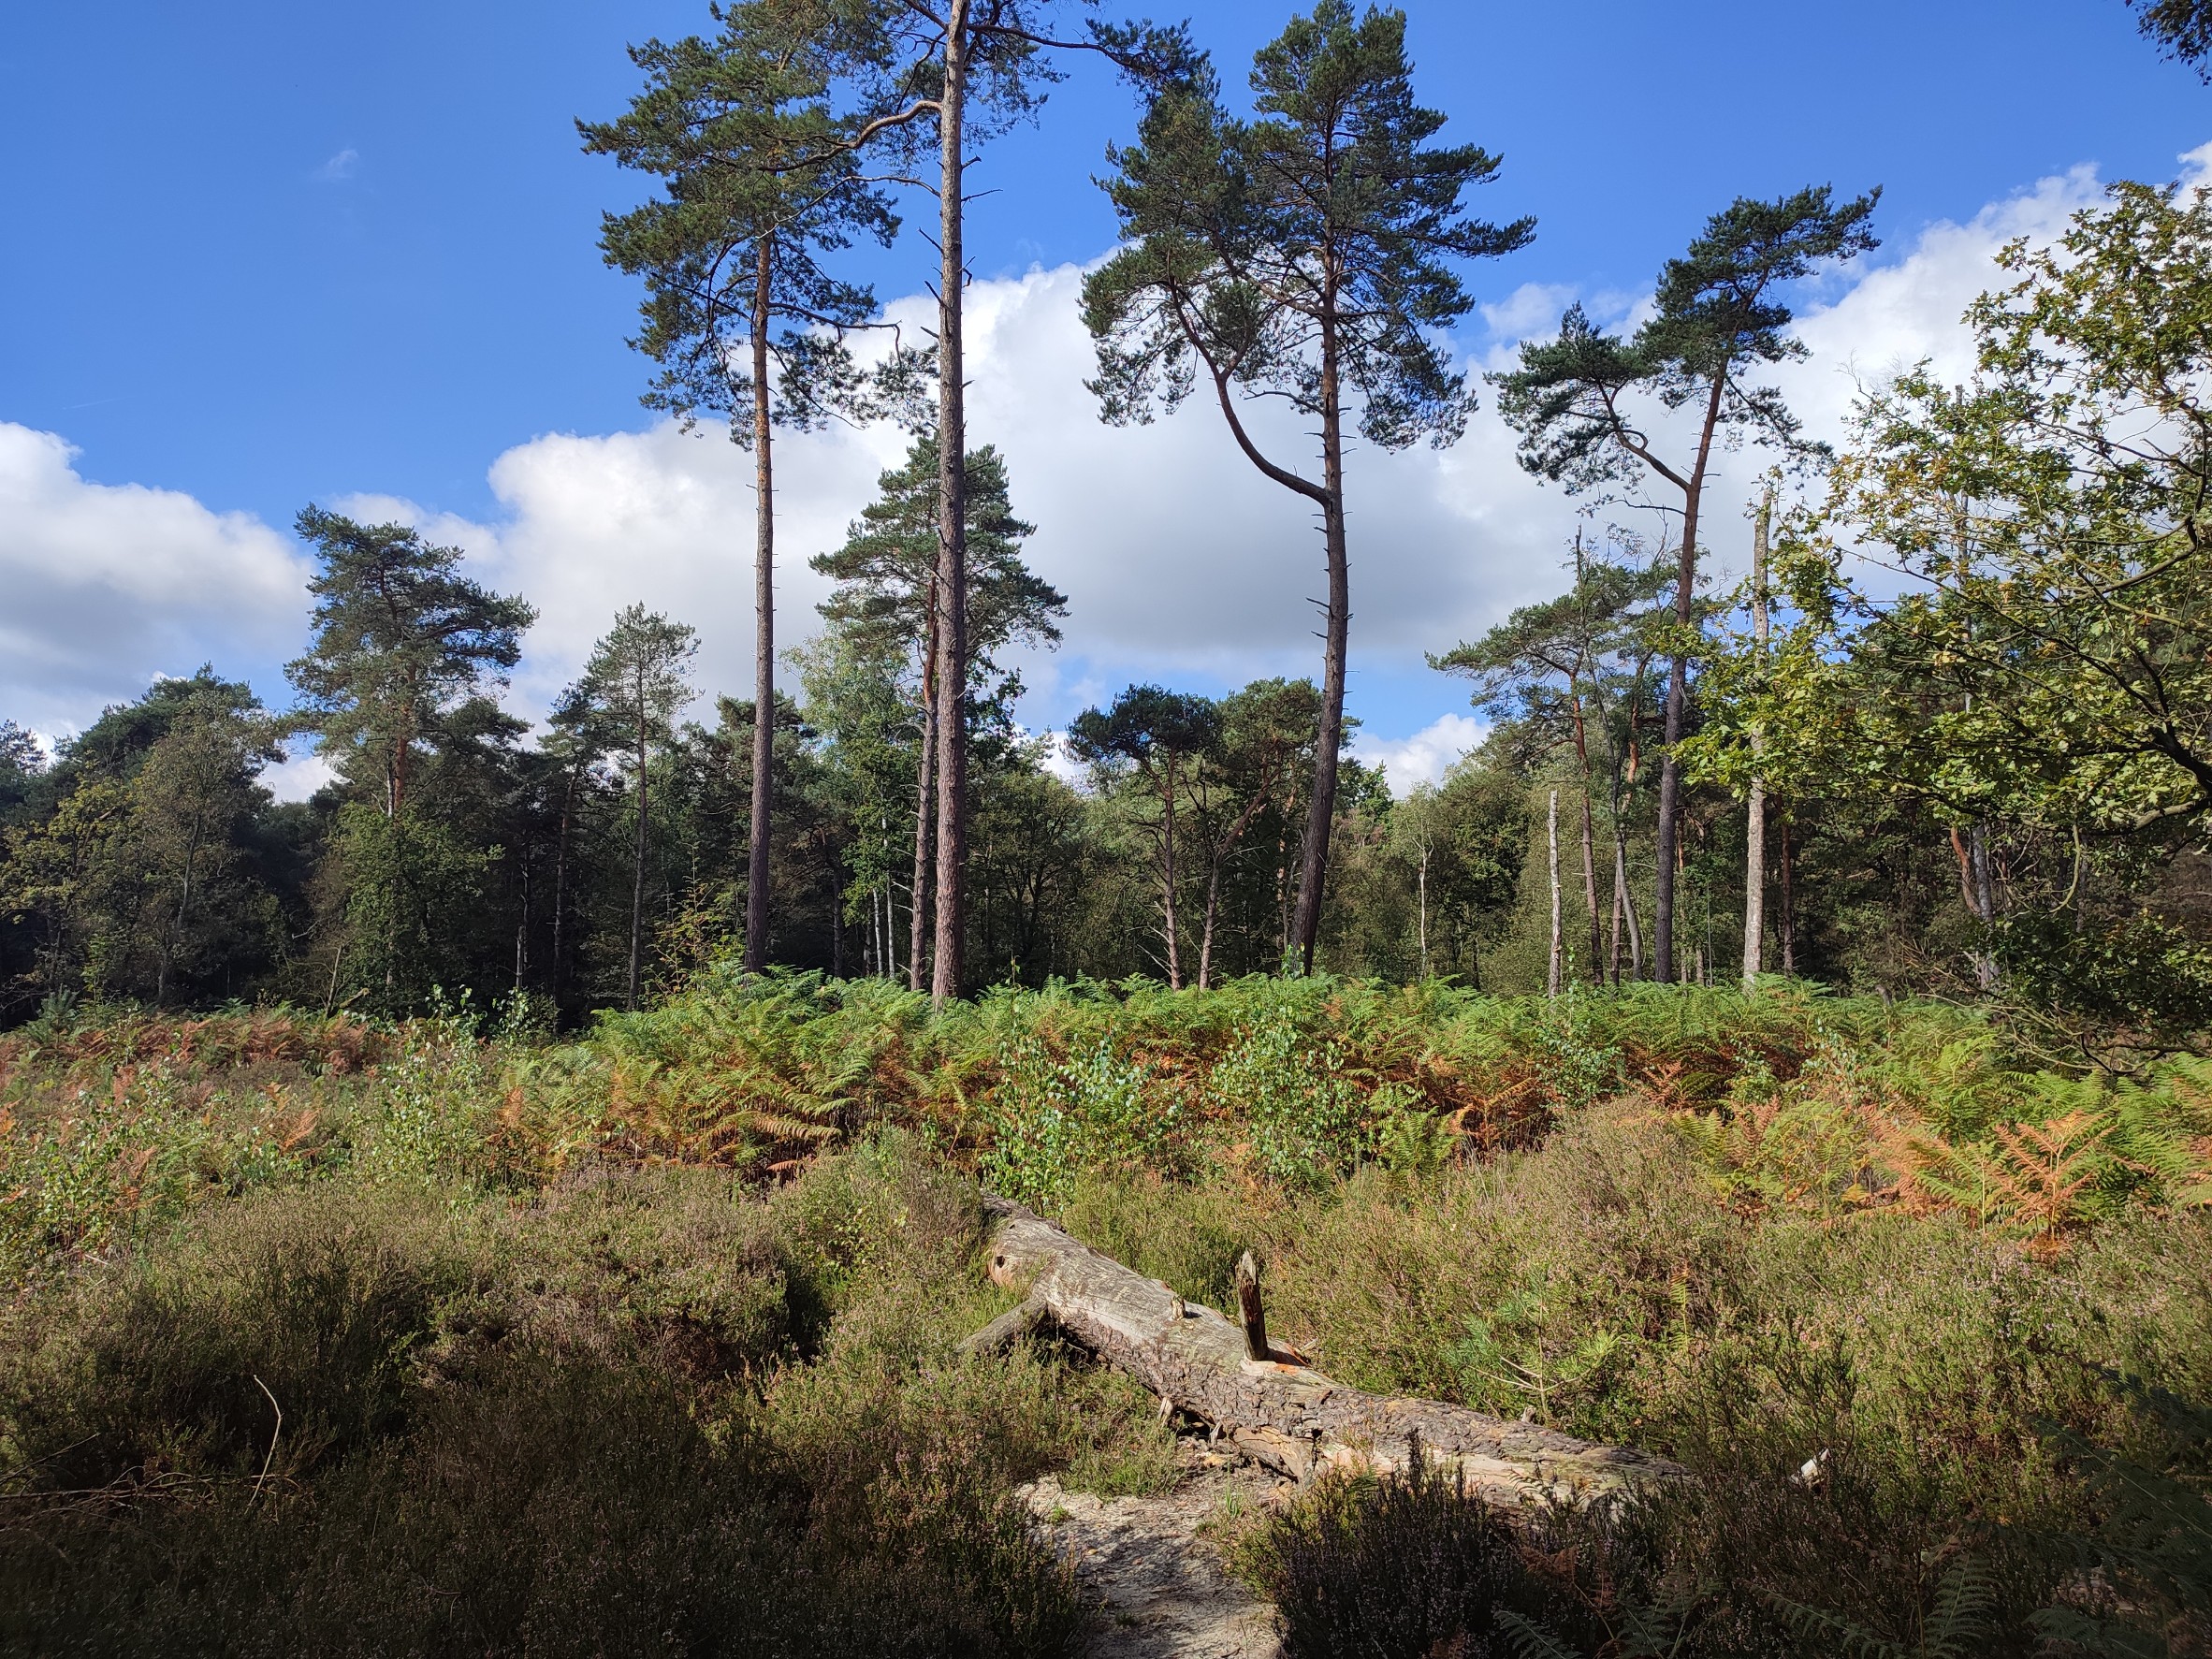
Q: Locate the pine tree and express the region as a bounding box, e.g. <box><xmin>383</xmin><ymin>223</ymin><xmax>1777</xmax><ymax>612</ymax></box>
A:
<box><xmin>1492</xmin><ymin>186</ymin><xmax>1877</xmax><ymax>980</ymax></box>
<box><xmin>1084</xmin><ymin>0</ymin><xmax>1532</xmax><ymax>972</ymax></box>
<box><xmin>581</xmin><ymin>606</ymin><xmax>699</xmax><ymax>1011</ymax></box>
<box><xmin>585</xmin><ymin>1</ymin><xmax>895</xmax><ymax>975</ymax></box>
<box><xmin>810</xmin><ymin>434</ymin><xmax>1064</xmax><ymax>988</ymax></box>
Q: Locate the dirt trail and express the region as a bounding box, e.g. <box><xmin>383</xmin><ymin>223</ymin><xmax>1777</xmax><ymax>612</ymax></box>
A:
<box><xmin>1021</xmin><ymin>1448</ymin><xmax>1285</xmax><ymax>1659</ymax></box>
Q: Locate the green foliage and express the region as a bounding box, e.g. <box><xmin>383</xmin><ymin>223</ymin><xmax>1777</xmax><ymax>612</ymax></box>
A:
<box><xmin>1244</xmin><ymin>1458</ymin><xmax>1533</xmax><ymax>1659</ymax></box>
<box><xmin>2035</xmin><ymin>1377</ymin><xmax>2212</xmax><ymax>1655</ymax></box>
<box><xmin>286</xmin><ymin>506</ymin><xmax>532</xmax><ymax>815</ymax></box>
<box><xmin>1685</xmin><ymin>180</ymin><xmax>2212</xmax><ymax>1047</ymax></box>
<box><xmin>1084</xmin><ymin>0</ymin><xmax>1532</xmax><ymax>448</ymax></box>
<box><xmin>0</xmin><ymin>1143</ymin><xmax>1190</xmax><ymax>1655</ymax></box>
<box><xmin>811</xmin><ymin>434</ymin><xmax>1064</xmax><ymax>691</ymax></box>
<box><xmin>2</xmin><ymin>991</ymin><xmax>2209</xmax><ymax>1653</ymax></box>
<box><xmin>980</xmin><ymin>1032</ymin><xmax>1175</xmax><ymax>1211</ymax></box>
<box><xmin>0</xmin><ymin>1059</ymin><xmax>326</xmax><ymax>1280</ymax></box>
<box><xmin>0</xmin><ymin>674</ymin><xmax>292</xmax><ymax>1011</ymax></box>
<box><xmin>2129</xmin><ymin>0</ymin><xmax>2212</xmax><ymax>76</ymax></box>
<box><xmin>1207</xmin><ymin>1000</ymin><xmax>1372</xmax><ymax>1188</ymax></box>
<box><xmin>581</xmin><ymin>1</ymin><xmax>895</xmax><ymax>437</ymax></box>
<box><xmin>355</xmin><ymin>1011</ymin><xmax>495</xmax><ymax>1187</ymax></box>
<box><xmin>330</xmin><ymin>804</ymin><xmax>501</xmax><ymax>1013</ymax></box>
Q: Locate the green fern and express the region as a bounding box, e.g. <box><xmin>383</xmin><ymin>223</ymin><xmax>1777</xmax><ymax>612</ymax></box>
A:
<box><xmin>2035</xmin><ymin>1382</ymin><xmax>2212</xmax><ymax>1656</ymax></box>
<box><xmin>1496</xmin><ymin>1608</ymin><xmax>1581</xmax><ymax>1659</ymax></box>
<box><xmin>1760</xmin><ymin>1553</ymin><xmax>2000</xmax><ymax>1659</ymax></box>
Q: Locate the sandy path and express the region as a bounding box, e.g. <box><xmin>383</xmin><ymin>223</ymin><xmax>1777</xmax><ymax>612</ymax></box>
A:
<box><xmin>1022</xmin><ymin>1450</ymin><xmax>1286</xmax><ymax>1659</ymax></box>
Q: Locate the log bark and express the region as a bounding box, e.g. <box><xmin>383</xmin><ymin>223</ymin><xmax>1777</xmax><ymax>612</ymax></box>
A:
<box><xmin>976</xmin><ymin>1195</ymin><xmax>1684</xmax><ymax>1508</ymax></box>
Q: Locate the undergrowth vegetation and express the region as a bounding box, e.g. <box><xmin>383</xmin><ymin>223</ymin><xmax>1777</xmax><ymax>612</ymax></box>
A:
<box><xmin>2</xmin><ymin>971</ymin><xmax>2208</xmax><ymax>1653</ymax></box>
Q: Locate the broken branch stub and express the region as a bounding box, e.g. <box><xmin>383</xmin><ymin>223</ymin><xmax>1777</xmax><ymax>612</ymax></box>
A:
<box><xmin>1233</xmin><ymin>1251</ymin><xmax>1269</xmax><ymax>1361</ymax></box>
<box><xmin>977</xmin><ymin>1193</ymin><xmax>1684</xmax><ymax>1508</ymax></box>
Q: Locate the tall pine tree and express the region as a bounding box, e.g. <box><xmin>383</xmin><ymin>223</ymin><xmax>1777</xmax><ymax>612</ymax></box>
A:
<box><xmin>1084</xmin><ymin>1</ymin><xmax>1532</xmax><ymax>971</ymax></box>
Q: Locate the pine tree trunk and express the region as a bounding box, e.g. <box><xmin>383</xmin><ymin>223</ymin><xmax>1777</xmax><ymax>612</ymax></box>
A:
<box><xmin>929</xmin><ymin>4</ymin><xmax>970</xmax><ymax>1006</ymax></box>
<box><xmin>628</xmin><ymin>715</ymin><xmax>648</xmax><ymax>1012</ymax></box>
<box><xmin>1160</xmin><ymin>755</ymin><xmax>1182</xmax><ymax>988</ymax></box>
<box><xmin>1568</xmin><ymin>699</ymin><xmax>1599</xmax><ymax>982</ymax></box>
<box><xmin>552</xmin><ymin>767</ymin><xmax>575</xmax><ymax>1009</ymax></box>
<box><xmin>745</xmin><ymin>240</ymin><xmax>775</xmax><ymax>973</ymax></box>
<box><xmin>973</xmin><ymin>1194</ymin><xmax>1685</xmax><ymax>1501</ymax></box>
<box><xmin>1741</xmin><ymin>489</ymin><xmax>1771</xmax><ymax>990</ymax></box>
<box><xmin>1292</xmin><ymin>304</ymin><xmax>1348</xmax><ymax>973</ymax></box>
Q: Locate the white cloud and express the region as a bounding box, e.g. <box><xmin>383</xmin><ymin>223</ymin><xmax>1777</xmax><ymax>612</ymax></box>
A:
<box><xmin>400</xmin><ymin>262</ymin><xmax>1585</xmax><ymax>735</ymax></box>
<box><xmin>1479</xmin><ymin>282</ymin><xmax>1578</xmax><ymax>342</ymax></box>
<box><xmin>262</xmin><ymin>749</ymin><xmax>337</xmax><ymax>803</ymax></box>
<box><xmin>314</xmin><ymin>147</ymin><xmax>359</xmax><ymax>183</ymax></box>
<box><xmin>1775</xmin><ymin>165</ymin><xmax>2110</xmax><ymax>444</ymax></box>
<box><xmin>15</xmin><ymin>147</ymin><xmax>2203</xmax><ymax>807</ymax></box>
<box><xmin>335</xmin><ymin>414</ymin><xmax>910</xmax><ymax>728</ymax></box>
<box><xmin>1353</xmin><ymin>713</ymin><xmax>1487</xmax><ymax>793</ymax></box>
<box><xmin>313</xmin><ymin>157</ymin><xmax>2163</xmax><ymax>782</ymax></box>
<box><xmin>0</xmin><ymin>423</ymin><xmax>312</xmax><ymax>740</ymax></box>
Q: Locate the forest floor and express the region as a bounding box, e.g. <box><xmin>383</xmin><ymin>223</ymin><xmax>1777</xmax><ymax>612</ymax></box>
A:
<box><xmin>1</xmin><ymin>976</ymin><xmax>2208</xmax><ymax>1654</ymax></box>
<box><xmin>1022</xmin><ymin>1443</ymin><xmax>1284</xmax><ymax>1659</ymax></box>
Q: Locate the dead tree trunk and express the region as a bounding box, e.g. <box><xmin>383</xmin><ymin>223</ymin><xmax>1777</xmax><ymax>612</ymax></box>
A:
<box><xmin>969</xmin><ymin>1195</ymin><xmax>1682</xmax><ymax>1507</ymax></box>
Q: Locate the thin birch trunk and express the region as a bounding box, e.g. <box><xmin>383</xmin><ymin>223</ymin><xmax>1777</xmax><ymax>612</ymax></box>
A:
<box><xmin>1778</xmin><ymin>816</ymin><xmax>1795</xmax><ymax>977</ymax></box>
<box><xmin>1418</xmin><ymin>839</ymin><xmax>1429</xmax><ymax>981</ymax></box>
<box><xmin>1547</xmin><ymin>788</ymin><xmax>1562</xmax><ymax>999</ymax></box>
<box><xmin>1608</xmin><ymin>853</ymin><xmax>1623</xmax><ymax>985</ymax></box>
<box><xmin>1616</xmin><ymin>832</ymin><xmax>1643</xmax><ymax>980</ymax></box>
<box><xmin>1578</xmin><ymin>785</ymin><xmax>1598</xmax><ymax>984</ymax></box>
<box><xmin>1199</xmin><ymin>865</ymin><xmax>1220</xmax><ymax>991</ymax></box>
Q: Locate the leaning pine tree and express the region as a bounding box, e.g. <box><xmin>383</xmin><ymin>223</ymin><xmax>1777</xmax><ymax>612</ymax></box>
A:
<box><xmin>1083</xmin><ymin>0</ymin><xmax>1533</xmax><ymax>971</ymax></box>
<box><xmin>584</xmin><ymin>1</ymin><xmax>895</xmax><ymax>973</ymax></box>
<box><xmin>1491</xmin><ymin>186</ymin><xmax>1878</xmax><ymax>982</ymax></box>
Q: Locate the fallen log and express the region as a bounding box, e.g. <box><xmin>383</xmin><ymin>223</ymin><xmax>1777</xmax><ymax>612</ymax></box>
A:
<box><xmin>976</xmin><ymin>1193</ymin><xmax>1684</xmax><ymax>1508</ymax></box>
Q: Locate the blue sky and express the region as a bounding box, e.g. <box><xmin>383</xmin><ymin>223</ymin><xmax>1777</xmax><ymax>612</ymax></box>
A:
<box><xmin>3</xmin><ymin>1</ymin><xmax>2207</xmax><ymax>787</ymax></box>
